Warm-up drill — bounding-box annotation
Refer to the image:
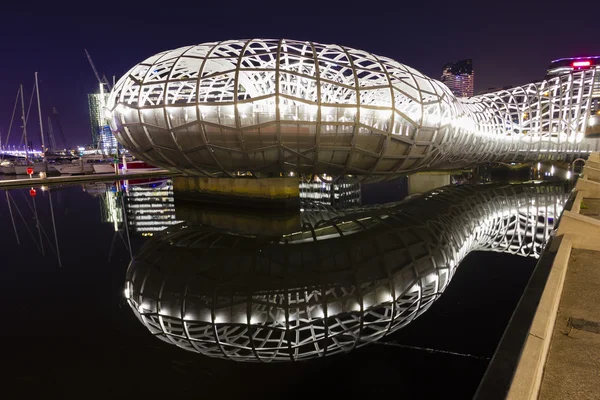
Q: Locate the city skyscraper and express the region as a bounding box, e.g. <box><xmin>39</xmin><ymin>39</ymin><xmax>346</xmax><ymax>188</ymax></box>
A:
<box><xmin>299</xmin><ymin>179</ymin><xmax>361</xmax><ymax>207</ymax></box>
<box><xmin>545</xmin><ymin>56</ymin><xmax>600</xmax><ymax>138</ymax></box>
<box><xmin>441</xmin><ymin>59</ymin><xmax>474</xmax><ymax>97</ymax></box>
<box><xmin>88</xmin><ymin>90</ymin><xmax>118</xmax><ymax>153</ymax></box>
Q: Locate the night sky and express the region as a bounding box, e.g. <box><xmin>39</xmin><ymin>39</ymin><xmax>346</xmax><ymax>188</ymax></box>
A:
<box><xmin>1</xmin><ymin>0</ymin><xmax>598</xmax><ymax>148</ymax></box>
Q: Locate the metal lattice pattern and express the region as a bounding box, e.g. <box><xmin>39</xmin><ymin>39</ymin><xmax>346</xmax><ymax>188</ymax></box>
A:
<box><xmin>125</xmin><ymin>183</ymin><xmax>568</xmax><ymax>362</ymax></box>
<box><xmin>106</xmin><ymin>39</ymin><xmax>600</xmax><ymax>180</ymax></box>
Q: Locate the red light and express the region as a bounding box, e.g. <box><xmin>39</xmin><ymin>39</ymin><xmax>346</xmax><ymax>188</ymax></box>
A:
<box><xmin>573</xmin><ymin>61</ymin><xmax>591</xmax><ymax>67</ymax></box>
<box><xmin>29</xmin><ymin>188</ymin><xmax>37</xmax><ymax>197</ymax></box>
<box><xmin>26</xmin><ymin>167</ymin><xmax>34</xmax><ymax>175</ymax></box>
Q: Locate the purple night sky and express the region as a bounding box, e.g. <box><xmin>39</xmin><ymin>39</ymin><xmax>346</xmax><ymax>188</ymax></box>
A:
<box><xmin>0</xmin><ymin>0</ymin><xmax>598</xmax><ymax>148</ymax></box>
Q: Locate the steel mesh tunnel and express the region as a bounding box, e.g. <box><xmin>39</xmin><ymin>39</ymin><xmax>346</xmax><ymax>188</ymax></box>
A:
<box><xmin>125</xmin><ymin>182</ymin><xmax>568</xmax><ymax>362</ymax></box>
<box><xmin>106</xmin><ymin>40</ymin><xmax>600</xmax><ymax>180</ymax></box>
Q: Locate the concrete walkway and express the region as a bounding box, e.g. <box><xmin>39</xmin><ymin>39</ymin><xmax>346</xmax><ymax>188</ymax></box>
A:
<box><xmin>506</xmin><ymin>152</ymin><xmax>600</xmax><ymax>399</ymax></box>
<box><xmin>538</xmin><ymin>248</ymin><xmax>600</xmax><ymax>399</ymax></box>
<box><xmin>0</xmin><ymin>170</ymin><xmax>177</xmax><ymax>189</ymax></box>
<box><xmin>580</xmin><ymin>198</ymin><xmax>600</xmax><ymax>221</ymax></box>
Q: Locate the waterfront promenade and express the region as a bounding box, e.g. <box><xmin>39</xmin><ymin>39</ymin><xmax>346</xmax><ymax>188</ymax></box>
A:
<box><xmin>0</xmin><ymin>169</ymin><xmax>178</xmax><ymax>189</ymax></box>
<box><xmin>507</xmin><ymin>152</ymin><xmax>600</xmax><ymax>399</ymax></box>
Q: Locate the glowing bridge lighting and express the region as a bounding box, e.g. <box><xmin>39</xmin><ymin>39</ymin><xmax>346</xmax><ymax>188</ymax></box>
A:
<box><xmin>125</xmin><ymin>183</ymin><xmax>568</xmax><ymax>362</ymax></box>
<box><xmin>572</xmin><ymin>60</ymin><xmax>591</xmax><ymax>67</ymax></box>
<box><xmin>107</xmin><ymin>40</ymin><xmax>600</xmax><ymax>180</ymax></box>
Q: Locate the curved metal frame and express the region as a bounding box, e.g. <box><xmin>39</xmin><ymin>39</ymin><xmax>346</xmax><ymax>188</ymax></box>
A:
<box><xmin>125</xmin><ymin>183</ymin><xmax>568</xmax><ymax>362</ymax></box>
<box><xmin>107</xmin><ymin>39</ymin><xmax>600</xmax><ymax>180</ymax></box>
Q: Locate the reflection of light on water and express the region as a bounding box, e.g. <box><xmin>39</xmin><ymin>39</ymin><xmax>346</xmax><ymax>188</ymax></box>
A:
<box><xmin>103</xmin><ymin>191</ymin><xmax>122</xmax><ymax>232</ymax></box>
<box><xmin>100</xmin><ymin>180</ymin><xmax>183</xmax><ymax>235</ymax></box>
<box><xmin>124</xmin><ymin>182</ymin><xmax>183</xmax><ymax>234</ymax></box>
<box><xmin>124</xmin><ymin>184</ymin><xmax>569</xmax><ymax>362</ymax></box>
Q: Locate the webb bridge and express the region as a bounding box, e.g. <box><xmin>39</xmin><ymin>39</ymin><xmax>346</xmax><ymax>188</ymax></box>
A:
<box><xmin>105</xmin><ymin>39</ymin><xmax>600</xmax><ymax>181</ymax></box>
<box><xmin>125</xmin><ymin>182</ymin><xmax>567</xmax><ymax>361</ymax></box>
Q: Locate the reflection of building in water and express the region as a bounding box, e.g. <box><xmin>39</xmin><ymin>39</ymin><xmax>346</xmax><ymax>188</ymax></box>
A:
<box><xmin>299</xmin><ymin>178</ymin><xmax>361</xmax><ymax>207</ymax></box>
<box><xmin>123</xmin><ymin>180</ymin><xmax>182</xmax><ymax>236</ymax></box>
<box><xmin>83</xmin><ymin>182</ymin><xmax>123</xmax><ymax>231</ymax></box>
<box><xmin>125</xmin><ymin>182</ymin><xmax>568</xmax><ymax>362</ymax></box>
<box><xmin>91</xmin><ymin>179</ymin><xmax>183</xmax><ymax>236</ymax></box>
<box><xmin>102</xmin><ymin>191</ymin><xmax>123</xmax><ymax>231</ymax></box>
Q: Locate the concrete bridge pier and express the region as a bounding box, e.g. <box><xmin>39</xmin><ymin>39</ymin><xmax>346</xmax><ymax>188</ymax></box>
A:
<box><xmin>173</xmin><ymin>176</ymin><xmax>300</xmax><ymax>209</ymax></box>
<box><xmin>407</xmin><ymin>172</ymin><xmax>451</xmax><ymax>195</ymax></box>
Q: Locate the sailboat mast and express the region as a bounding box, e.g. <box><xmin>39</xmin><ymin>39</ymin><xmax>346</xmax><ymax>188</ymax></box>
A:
<box><xmin>35</xmin><ymin>72</ymin><xmax>46</xmax><ymax>152</ymax></box>
<box><xmin>48</xmin><ymin>190</ymin><xmax>62</xmax><ymax>267</ymax></box>
<box><xmin>120</xmin><ymin>195</ymin><xmax>133</xmax><ymax>260</ymax></box>
<box><xmin>47</xmin><ymin>116</ymin><xmax>57</xmax><ymax>150</ymax></box>
<box><xmin>31</xmin><ymin>195</ymin><xmax>44</xmax><ymax>256</ymax></box>
<box><xmin>6</xmin><ymin>192</ymin><xmax>20</xmax><ymax>245</ymax></box>
<box><xmin>20</xmin><ymin>84</ymin><xmax>29</xmax><ymax>162</ymax></box>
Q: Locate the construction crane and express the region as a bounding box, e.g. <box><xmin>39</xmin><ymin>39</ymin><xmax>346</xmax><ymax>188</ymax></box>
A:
<box><xmin>47</xmin><ymin>116</ymin><xmax>57</xmax><ymax>151</ymax></box>
<box><xmin>51</xmin><ymin>107</ymin><xmax>68</xmax><ymax>149</ymax></box>
<box><xmin>85</xmin><ymin>48</ymin><xmax>112</xmax><ymax>91</ymax></box>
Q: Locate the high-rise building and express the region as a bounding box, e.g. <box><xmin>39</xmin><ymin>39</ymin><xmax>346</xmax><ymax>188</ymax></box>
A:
<box><xmin>545</xmin><ymin>56</ymin><xmax>600</xmax><ymax>78</ymax></box>
<box><xmin>299</xmin><ymin>176</ymin><xmax>361</xmax><ymax>207</ymax></box>
<box><xmin>546</xmin><ymin>56</ymin><xmax>600</xmax><ymax>137</ymax></box>
<box><xmin>88</xmin><ymin>90</ymin><xmax>118</xmax><ymax>154</ymax></box>
<box><xmin>441</xmin><ymin>59</ymin><xmax>474</xmax><ymax>97</ymax></box>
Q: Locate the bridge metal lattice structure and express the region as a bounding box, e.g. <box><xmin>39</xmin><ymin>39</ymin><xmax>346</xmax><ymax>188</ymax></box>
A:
<box><xmin>107</xmin><ymin>39</ymin><xmax>600</xmax><ymax>181</ymax></box>
<box><xmin>125</xmin><ymin>182</ymin><xmax>568</xmax><ymax>362</ymax></box>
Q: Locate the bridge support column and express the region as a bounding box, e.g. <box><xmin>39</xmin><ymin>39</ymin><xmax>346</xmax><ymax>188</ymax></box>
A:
<box><xmin>408</xmin><ymin>173</ymin><xmax>451</xmax><ymax>195</ymax></box>
<box><xmin>173</xmin><ymin>176</ymin><xmax>300</xmax><ymax>209</ymax></box>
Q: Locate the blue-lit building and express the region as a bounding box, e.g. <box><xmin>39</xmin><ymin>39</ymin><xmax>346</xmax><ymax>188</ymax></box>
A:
<box><xmin>88</xmin><ymin>91</ymin><xmax>118</xmax><ymax>154</ymax></box>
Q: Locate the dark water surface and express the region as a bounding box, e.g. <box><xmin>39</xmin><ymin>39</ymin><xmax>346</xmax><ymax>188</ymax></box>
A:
<box><xmin>0</xmin><ymin>179</ymin><xmax>545</xmax><ymax>398</ymax></box>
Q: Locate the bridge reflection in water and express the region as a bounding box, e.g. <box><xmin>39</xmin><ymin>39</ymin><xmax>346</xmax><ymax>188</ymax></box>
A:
<box><xmin>125</xmin><ymin>183</ymin><xmax>568</xmax><ymax>362</ymax></box>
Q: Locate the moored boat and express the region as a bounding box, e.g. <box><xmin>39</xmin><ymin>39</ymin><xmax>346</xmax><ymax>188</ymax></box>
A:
<box><xmin>54</xmin><ymin>153</ymin><xmax>114</xmax><ymax>174</ymax></box>
<box><xmin>1</xmin><ymin>161</ymin><xmax>15</xmax><ymax>174</ymax></box>
<box><xmin>120</xmin><ymin>160</ymin><xmax>162</xmax><ymax>173</ymax></box>
<box><xmin>92</xmin><ymin>163</ymin><xmax>116</xmax><ymax>174</ymax></box>
<box><xmin>54</xmin><ymin>160</ymin><xmax>94</xmax><ymax>174</ymax></box>
<box><xmin>92</xmin><ymin>160</ymin><xmax>162</xmax><ymax>174</ymax></box>
<box><xmin>14</xmin><ymin>161</ymin><xmax>48</xmax><ymax>175</ymax></box>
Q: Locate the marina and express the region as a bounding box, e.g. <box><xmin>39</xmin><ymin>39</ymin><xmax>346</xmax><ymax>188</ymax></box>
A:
<box><xmin>1</xmin><ymin>146</ymin><xmax>596</xmax><ymax>399</ymax></box>
<box><xmin>0</xmin><ymin>169</ymin><xmax>178</xmax><ymax>189</ymax></box>
<box><xmin>2</xmin><ymin>5</ymin><xmax>600</xmax><ymax>397</ymax></box>
<box><xmin>0</xmin><ymin>169</ymin><xmax>555</xmax><ymax>397</ymax></box>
